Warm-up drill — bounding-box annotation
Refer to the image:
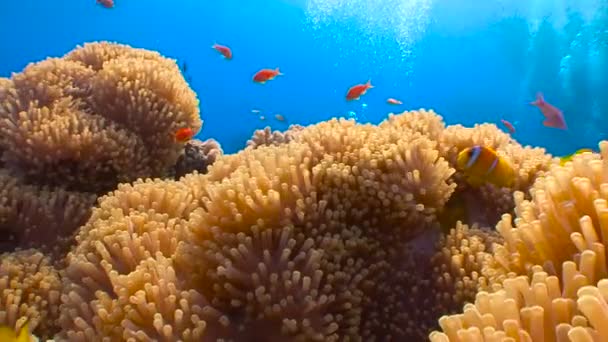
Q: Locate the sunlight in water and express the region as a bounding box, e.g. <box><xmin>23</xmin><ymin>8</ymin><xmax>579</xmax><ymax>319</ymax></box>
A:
<box><xmin>302</xmin><ymin>0</ymin><xmax>602</xmax><ymax>67</ymax></box>
<box><xmin>520</xmin><ymin>0</ymin><xmax>604</xmax><ymax>33</ymax></box>
<box><xmin>304</xmin><ymin>0</ymin><xmax>433</xmax><ymax>62</ymax></box>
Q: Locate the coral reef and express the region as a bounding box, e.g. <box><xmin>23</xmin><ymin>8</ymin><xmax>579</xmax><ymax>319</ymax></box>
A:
<box><xmin>3</xmin><ymin>42</ymin><xmax>585</xmax><ymax>341</ymax></box>
<box><xmin>0</xmin><ymin>41</ymin><xmax>201</xmax><ymax>257</ymax></box>
<box><xmin>0</xmin><ymin>171</ymin><xmax>96</xmax><ymax>255</ymax></box>
<box><xmin>436</xmin><ymin>120</ymin><xmax>552</xmax><ymax>228</ymax></box>
<box><xmin>0</xmin><ymin>41</ymin><xmax>201</xmax><ymax>193</ymax></box>
<box><xmin>431</xmin><ymin>143</ymin><xmax>608</xmax><ymax>340</ymax></box>
<box><xmin>49</xmin><ymin>110</ymin><xmax>552</xmax><ymax>340</ymax></box>
<box><xmin>246</xmin><ymin>124</ymin><xmax>304</xmax><ymax>148</ymax></box>
<box><xmin>430</xmin><ymin>222</ymin><xmax>503</xmax><ymax>316</ymax></box>
<box><xmin>0</xmin><ymin>249</ymin><xmax>62</xmax><ymax>339</ymax></box>
<box><xmin>58</xmin><ymin>178</ymin><xmax>205</xmax><ymax>341</ymax></box>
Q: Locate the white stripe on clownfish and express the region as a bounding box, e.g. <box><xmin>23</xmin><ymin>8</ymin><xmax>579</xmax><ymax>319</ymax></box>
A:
<box><xmin>465</xmin><ymin>146</ymin><xmax>481</xmax><ymax>169</ymax></box>
<box><xmin>485</xmin><ymin>156</ymin><xmax>499</xmax><ymax>176</ymax></box>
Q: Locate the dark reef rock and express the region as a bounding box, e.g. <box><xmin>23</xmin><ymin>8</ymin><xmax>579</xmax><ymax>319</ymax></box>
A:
<box><xmin>172</xmin><ymin>138</ymin><xmax>223</xmax><ymax>179</ymax></box>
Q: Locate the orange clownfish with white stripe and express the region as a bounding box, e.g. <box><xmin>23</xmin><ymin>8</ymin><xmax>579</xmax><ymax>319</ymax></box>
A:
<box><xmin>456</xmin><ymin>145</ymin><xmax>515</xmax><ymax>188</ymax></box>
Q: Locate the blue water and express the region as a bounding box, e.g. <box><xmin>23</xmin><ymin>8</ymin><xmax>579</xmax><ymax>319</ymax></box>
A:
<box><xmin>1</xmin><ymin>0</ymin><xmax>606</xmax><ymax>155</ymax></box>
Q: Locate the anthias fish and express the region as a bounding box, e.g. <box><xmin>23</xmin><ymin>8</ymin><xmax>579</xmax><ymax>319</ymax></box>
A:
<box><xmin>253</xmin><ymin>68</ymin><xmax>283</xmax><ymax>84</ymax></box>
<box><xmin>500</xmin><ymin>119</ymin><xmax>515</xmax><ymax>134</ymax></box>
<box><xmin>530</xmin><ymin>92</ymin><xmax>567</xmax><ymax>130</ymax></box>
<box><xmin>346</xmin><ymin>80</ymin><xmax>373</xmax><ymax>101</ymax></box>
<box><xmin>212</xmin><ymin>43</ymin><xmax>232</xmax><ymax>60</ymax></box>
<box><xmin>174</xmin><ymin>127</ymin><xmax>195</xmax><ymax>142</ymax></box>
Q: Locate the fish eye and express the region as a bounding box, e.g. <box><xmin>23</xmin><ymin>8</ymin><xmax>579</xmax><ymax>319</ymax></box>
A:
<box><xmin>467</xmin><ymin>149</ymin><xmax>474</xmax><ymax>157</ymax></box>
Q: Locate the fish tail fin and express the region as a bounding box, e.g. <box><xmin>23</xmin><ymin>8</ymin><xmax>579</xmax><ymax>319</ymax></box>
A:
<box><xmin>275</xmin><ymin>68</ymin><xmax>284</xmax><ymax>76</ymax></box>
<box><xmin>366</xmin><ymin>79</ymin><xmax>373</xmax><ymax>88</ymax></box>
<box><xmin>533</xmin><ymin>92</ymin><xmax>545</xmax><ymax>105</ymax></box>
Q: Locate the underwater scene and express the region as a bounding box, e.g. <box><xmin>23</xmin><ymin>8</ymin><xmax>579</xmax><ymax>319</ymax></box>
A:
<box><xmin>0</xmin><ymin>0</ymin><xmax>608</xmax><ymax>341</ymax></box>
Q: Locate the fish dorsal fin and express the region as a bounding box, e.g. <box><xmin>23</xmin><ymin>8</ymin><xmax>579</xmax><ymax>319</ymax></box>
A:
<box><xmin>536</xmin><ymin>92</ymin><xmax>545</xmax><ymax>104</ymax></box>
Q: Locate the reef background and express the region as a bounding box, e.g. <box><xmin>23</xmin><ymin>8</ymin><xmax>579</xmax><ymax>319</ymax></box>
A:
<box><xmin>1</xmin><ymin>0</ymin><xmax>608</xmax><ymax>154</ymax></box>
<box><xmin>2</xmin><ymin>1</ymin><xmax>608</xmax><ymax>341</ymax></box>
<box><xmin>1</xmin><ymin>38</ymin><xmax>608</xmax><ymax>342</ymax></box>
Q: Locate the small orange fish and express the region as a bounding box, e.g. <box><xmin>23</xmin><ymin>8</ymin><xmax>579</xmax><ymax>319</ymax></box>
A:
<box><xmin>275</xmin><ymin>114</ymin><xmax>285</xmax><ymax>121</ymax></box>
<box><xmin>212</xmin><ymin>44</ymin><xmax>232</xmax><ymax>60</ymax></box>
<box><xmin>346</xmin><ymin>80</ymin><xmax>373</xmax><ymax>101</ymax></box>
<box><xmin>500</xmin><ymin>119</ymin><xmax>515</xmax><ymax>134</ymax></box>
<box><xmin>174</xmin><ymin>127</ymin><xmax>194</xmax><ymax>142</ymax></box>
<box><xmin>97</xmin><ymin>0</ymin><xmax>114</xmax><ymax>8</ymax></box>
<box><xmin>456</xmin><ymin>145</ymin><xmax>515</xmax><ymax>188</ymax></box>
<box><xmin>387</xmin><ymin>98</ymin><xmax>402</xmax><ymax>105</ymax></box>
<box><xmin>530</xmin><ymin>92</ymin><xmax>567</xmax><ymax>130</ymax></box>
<box><xmin>253</xmin><ymin>68</ymin><xmax>283</xmax><ymax>84</ymax></box>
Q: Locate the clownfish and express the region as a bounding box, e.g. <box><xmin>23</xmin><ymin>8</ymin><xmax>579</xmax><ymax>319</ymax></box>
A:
<box><xmin>0</xmin><ymin>321</ymin><xmax>33</xmax><ymax>342</ymax></box>
<box><xmin>559</xmin><ymin>148</ymin><xmax>594</xmax><ymax>166</ymax></box>
<box><xmin>456</xmin><ymin>145</ymin><xmax>515</xmax><ymax>188</ymax></box>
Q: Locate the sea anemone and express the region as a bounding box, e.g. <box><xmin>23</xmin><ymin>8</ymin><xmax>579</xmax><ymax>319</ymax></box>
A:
<box><xmin>431</xmin><ymin>142</ymin><xmax>608</xmax><ymax>340</ymax></box>
<box><xmin>0</xmin><ymin>41</ymin><xmax>201</xmax><ymax>257</ymax></box>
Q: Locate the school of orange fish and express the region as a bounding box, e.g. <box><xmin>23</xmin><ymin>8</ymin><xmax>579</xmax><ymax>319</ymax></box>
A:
<box><xmin>99</xmin><ymin>1</ymin><xmax>580</xmax><ymax>193</ymax></box>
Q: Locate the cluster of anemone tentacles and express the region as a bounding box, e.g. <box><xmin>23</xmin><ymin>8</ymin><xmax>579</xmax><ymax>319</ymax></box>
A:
<box><xmin>0</xmin><ymin>40</ymin><xmax>203</xmax><ymax>260</ymax></box>
<box><xmin>431</xmin><ymin>142</ymin><xmax>608</xmax><ymax>341</ymax></box>
<box><xmin>4</xmin><ymin>41</ymin><xmax>596</xmax><ymax>342</ymax></box>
